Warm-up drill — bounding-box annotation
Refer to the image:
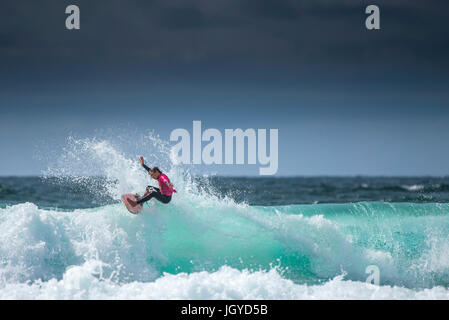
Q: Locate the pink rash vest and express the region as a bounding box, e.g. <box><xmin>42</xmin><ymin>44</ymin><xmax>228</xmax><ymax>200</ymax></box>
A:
<box><xmin>158</xmin><ymin>173</ymin><xmax>176</xmax><ymax>196</ymax></box>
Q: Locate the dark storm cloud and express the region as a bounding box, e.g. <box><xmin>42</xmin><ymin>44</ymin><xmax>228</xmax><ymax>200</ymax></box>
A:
<box><xmin>238</xmin><ymin>0</ymin><xmax>301</xmax><ymax>20</ymax></box>
<box><xmin>0</xmin><ymin>0</ymin><xmax>447</xmax><ymax>67</ymax></box>
<box><xmin>0</xmin><ymin>33</ymin><xmax>15</xmax><ymax>47</ymax></box>
<box><xmin>0</xmin><ymin>0</ymin><xmax>448</xmax><ymax>96</ymax></box>
<box><xmin>156</xmin><ymin>3</ymin><xmax>212</xmax><ymax>29</ymax></box>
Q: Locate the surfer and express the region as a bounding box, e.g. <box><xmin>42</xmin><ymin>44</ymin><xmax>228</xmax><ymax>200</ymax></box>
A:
<box><xmin>128</xmin><ymin>157</ymin><xmax>176</xmax><ymax>207</ymax></box>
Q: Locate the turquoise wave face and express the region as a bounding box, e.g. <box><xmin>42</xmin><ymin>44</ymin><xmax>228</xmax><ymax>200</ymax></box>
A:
<box><xmin>1</xmin><ymin>200</ymin><xmax>448</xmax><ymax>290</ymax></box>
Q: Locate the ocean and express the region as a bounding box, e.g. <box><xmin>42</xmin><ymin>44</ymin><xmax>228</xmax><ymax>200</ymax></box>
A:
<box><xmin>1</xmin><ymin>137</ymin><xmax>449</xmax><ymax>299</ymax></box>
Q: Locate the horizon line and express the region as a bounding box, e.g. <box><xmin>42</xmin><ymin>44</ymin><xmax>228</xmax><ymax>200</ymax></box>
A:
<box><xmin>1</xmin><ymin>174</ymin><xmax>448</xmax><ymax>179</ymax></box>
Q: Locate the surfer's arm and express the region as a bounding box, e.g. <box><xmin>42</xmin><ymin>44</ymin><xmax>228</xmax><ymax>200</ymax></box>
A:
<box><xmin>140</xmin><ymin>156</ymin><xmax>151</xmax><ymax>173</ymax></box>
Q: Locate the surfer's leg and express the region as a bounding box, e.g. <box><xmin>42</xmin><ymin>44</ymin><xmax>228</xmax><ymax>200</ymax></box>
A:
<box><xmin>136</xmin><ymin>191</ymin><xmax>156</xmax><ymax>205</ymax></box>
<box><xmin>136</xmin><ymin>187</ymin><xmax>171</xmax><ymax>205</ymax></box>
<box><xmin>152</xmin><ymin>190</ymin><xmax>172</xmax><ymax>204</ymax></box>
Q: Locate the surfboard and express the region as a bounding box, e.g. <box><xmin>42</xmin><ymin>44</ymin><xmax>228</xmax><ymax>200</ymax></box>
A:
<box><xmin>121</xmin><ymin>194</ymin><xmax>142</xmax><ymax>214</ymax></box>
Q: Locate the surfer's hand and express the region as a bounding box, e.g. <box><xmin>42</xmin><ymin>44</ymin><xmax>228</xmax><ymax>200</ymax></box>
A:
<box><xmin>139</xmin><ymin>156</ymin><xmax>144</xmax><ymax>166</ymax></box>
<box><xmin>168</xmin><ymin>183</ymin><xmax>174</xmax><ymax>188</ymax></box>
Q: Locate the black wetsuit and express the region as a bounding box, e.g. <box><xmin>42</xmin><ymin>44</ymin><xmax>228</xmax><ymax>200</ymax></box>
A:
<box><xmin>137</xmin><ymin>164</ymin><xmax>172</xmax><ymax>205</ymax></box>
<box><xmin>136</xmin><ymin>186</ymin><xmax>171</xmax><ymax>205</ymax></box>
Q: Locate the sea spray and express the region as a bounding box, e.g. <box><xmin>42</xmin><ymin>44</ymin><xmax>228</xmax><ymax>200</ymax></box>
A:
<box><xmin>30</xmin><ymin>134</ymin><xmax>449</xmax><ymax>287</ymax></box>
<box><xmin>1</xmin><ymin>133</ymin><xmax>449</xmax><ymax>299</ymax></box>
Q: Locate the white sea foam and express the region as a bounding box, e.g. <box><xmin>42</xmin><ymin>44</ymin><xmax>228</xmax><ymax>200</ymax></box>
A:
<box><xmin>1</xmin><ymin>264</ymin><xmax>448</xmax><ymax>300</ymax></box>
<box><xmin>401</xmin><ymin>185</ymin><xmax>425</xmax><ymax>192</ymax></box>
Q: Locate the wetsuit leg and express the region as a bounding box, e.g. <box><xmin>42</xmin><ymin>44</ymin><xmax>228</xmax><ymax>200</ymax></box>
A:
<box><xmin>137</xmin><ymin>187</ymin><xmax>172</xmax><ymax>204</ymax></box>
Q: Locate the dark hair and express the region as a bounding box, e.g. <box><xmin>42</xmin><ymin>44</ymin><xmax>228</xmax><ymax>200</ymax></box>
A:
<box><xmin>150</xmin><ymin>167</ymin><xmax>162</xmax><ymax>174</ymax></box>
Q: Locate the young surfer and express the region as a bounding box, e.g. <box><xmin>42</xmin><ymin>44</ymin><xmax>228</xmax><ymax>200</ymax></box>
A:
<box><xmin>128</xmin><ymin>157</ymin><xmax>176</xmax><ymax>207</ymax></box>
